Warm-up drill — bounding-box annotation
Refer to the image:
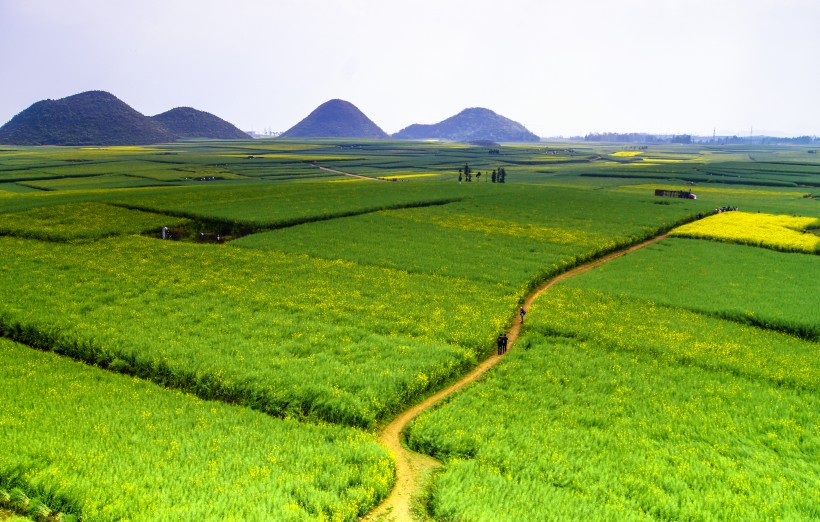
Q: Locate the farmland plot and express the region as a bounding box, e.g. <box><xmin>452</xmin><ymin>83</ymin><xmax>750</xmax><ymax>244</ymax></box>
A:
<box><xmin>560</xmin><ymin>238</ymin><xmax>820</xmax><ymax>340</ymax></box>
<box><xmin>407</xmin><ymin>286</ymin><xmax>819</xmax><ymax>521</ymax></box>
<box><xmin>0</xmin><ymin>339</ymin><xmax>391</xmax><ymax>521</ymax></box>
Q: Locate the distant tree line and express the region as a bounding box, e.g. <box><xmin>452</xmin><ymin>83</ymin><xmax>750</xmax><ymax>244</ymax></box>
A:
<box><xmin>701</xmin><ymin>135</ymin><xmax>819</xmax><ymax>145</ymax></box>
<box><xmin>585</xmin><ymin>132</ymin><xmax>818</xmax><ymax>146</ymax></box>
<box><xmin>584</xmin><ymin>132</ymin><xmax>692</xmax><ymax>144</ymax></box>
<box><xmin>458</xmin><ymin>163</ymin><xmax>507</xmax><ymax>183</ymax></box>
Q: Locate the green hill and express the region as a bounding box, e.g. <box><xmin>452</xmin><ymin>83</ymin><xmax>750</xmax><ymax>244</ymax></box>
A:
<box><xmin>151</xmin><ymin>107</ymin><xmax>249</xmax><ymax>139</ymax></box>
<box><xmin>393</xmin><ymin>107</ymin><xmax>540</xmax><ymax>142</ymax></box>
<box><xmin>0</xmin><ymin>91</ymin><xmax>177</xmax><ymax>146</ymax></box>
<box><xmin>280</xmin><ymin>99</ymin><xmax>388</xmax><ymax>139</ymax></box>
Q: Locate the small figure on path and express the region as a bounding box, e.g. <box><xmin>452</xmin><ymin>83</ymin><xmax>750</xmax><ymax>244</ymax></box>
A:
<box><xmin>501</xmin><ymin>333</ymin><xmax>508</xmax><ymax>354</ymax></box>
<box><xmin>519</xmin><ymin>306</ymin><xmax>526</xmax><ymax>324</ymax></box>
<box><xmin>497</xmin><ymin>334</ymin><xmax>504</xmax><ymax>355</ymax></box>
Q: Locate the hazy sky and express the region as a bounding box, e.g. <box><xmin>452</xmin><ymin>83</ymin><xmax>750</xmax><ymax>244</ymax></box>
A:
<box><xmin>2</xmin><ymin>0</ymin><xmax>818</xmax><ymax>137</ymax></box>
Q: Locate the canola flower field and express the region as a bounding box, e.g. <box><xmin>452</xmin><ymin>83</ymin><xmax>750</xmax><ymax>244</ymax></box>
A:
<box><xmin>669</xmin><ymin>210</ymin><xmax>820</xmax><ymax>253</ymax></box>
<box><xmin>0</xmin><ymin>140</ymin><xmax>818</xmax><ymax>521</ymax></box>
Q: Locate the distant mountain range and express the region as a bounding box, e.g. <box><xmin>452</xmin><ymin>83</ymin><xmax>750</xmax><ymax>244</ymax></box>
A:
<box><xmin>0</xmin><ymin>92</ymin><xmax>543</xmax><ymax>145</ymax></box>
<box><xmin>0</xmin><ymin>91</ymin><xmax>176</xmax><ymax>146</ymax></box>
<box><xmin>0</xmin><ymin>91</ymin><xmax>248</xmax><ymax>145</ymax></box>
<box><xmin>280</xmin><ymin>99</ymin><xmax>388</xmax><ymax>139</ymax></box>
<box><xmin>279</xmin><ymin>101</ymin><xmax>540</xmax><ymax>142</ymax></box>
<box><xmin>393</xmin><ymin>107</ymin><xmax>540</xmax><ymax>142</ymax></box>
<box><xmin>151</xmin><ymin>107</ymin><xmax>249</xmax><ymax>140</ymax></box>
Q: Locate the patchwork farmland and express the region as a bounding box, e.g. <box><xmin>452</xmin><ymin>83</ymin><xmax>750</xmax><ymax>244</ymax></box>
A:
<box><xmin>0</xmin><ymin>140</ymin><xmax>817</xmax><ymax>521</ymax></box>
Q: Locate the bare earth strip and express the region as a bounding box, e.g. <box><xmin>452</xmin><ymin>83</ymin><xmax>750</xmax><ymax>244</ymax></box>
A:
<box><xmin>364</xmin><ymin>233</ymin><xmax>669</xmax><ymax>522</ymax></box>
<box><xmin>318</xmin><ymin>166</ymin><xmax>389</xmax><ymax>181</ymax></box>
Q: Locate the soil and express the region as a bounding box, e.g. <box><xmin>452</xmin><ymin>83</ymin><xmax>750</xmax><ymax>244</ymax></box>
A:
<box><xmin>363</xmin><ymin>234</ymin><xmax>668</xmax><ymax>522</ymax></box>
<box><xmin>318</xmin><ymin>166</ymin><xmax>389</xmax><ymax>181</ymax></box>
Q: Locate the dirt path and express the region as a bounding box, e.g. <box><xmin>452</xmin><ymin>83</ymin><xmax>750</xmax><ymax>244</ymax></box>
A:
<box><xmin>318</xmin><ymin>166</ymin><xmax>389</xmax><ymax>181</ymax></box>
<box><xmin>363</xmin><ymin>233</ymin><xmax>668</xmax><ymax>522</ymax></box>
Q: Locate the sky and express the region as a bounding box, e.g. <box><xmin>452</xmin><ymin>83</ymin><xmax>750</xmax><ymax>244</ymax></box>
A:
<box><xmin>1</xmin><ymin>0</ymin><xmax>819</xmax><ymax>137</ymax></box>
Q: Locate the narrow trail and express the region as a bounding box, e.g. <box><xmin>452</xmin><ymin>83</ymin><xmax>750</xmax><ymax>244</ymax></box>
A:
<box><xmin>363</xmin><ymin>233</ymin><xmax>668</xmax><ymax>522</ymax></box>
<box><xmin>318</xmin><ymin>166</ymin><xmax>390</xmax><ymax>181</ymax></box>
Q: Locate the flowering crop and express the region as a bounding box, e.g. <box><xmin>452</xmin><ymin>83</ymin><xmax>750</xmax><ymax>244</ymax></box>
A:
<box><xmin>670</xmin><ymin>211</ymin><xmax>820</xmax><ymax>253</ymax></box>
<box><xmin>560</xmin><ymin>238</ymin><xmax>820</xmax><ymax>340</ymax></box>
<box><xmin>407</xmin><ymin>286</ymin><xmax>819</xmax><ymax>520</ymax></box>
<box><xmin>0</xmin><ymin>234</ymin><xmax>511</xmax><ymax>428</ymax></box>
<box><xmin>0</xmin><ymin>202</ymin><xmax>188</xmax><ymax>241</ymax></box>
<box><xmin>0</xmin><ymin>339</ymin><xmax>392</xmax><ymax>521</ymax></box>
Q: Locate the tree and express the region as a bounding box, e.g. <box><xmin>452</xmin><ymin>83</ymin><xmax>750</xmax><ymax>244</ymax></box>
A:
<box><xmin>499</xmin><ymin>167</ymin><xmax>507</xmax><ymax>183</ymax></box>
<box><xmin>475</xmin><ymin>171</ymin><xmax>481</xmax><ymax>182</ymax></box>
<box><xmin>491</xmin><ymin>169</ymin><xmax>497</xmax><ymax>183</ymax></box>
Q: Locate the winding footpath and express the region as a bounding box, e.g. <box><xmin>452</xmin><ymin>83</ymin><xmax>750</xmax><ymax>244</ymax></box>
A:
<box><xmin>318</xmin><ymin>166</ymin><xmax>390</xmax><ymax>181</ymax></box>
<box><xmin>363</xmin><ymin>233</ymin><xmax>669</xmax><ymax>522</ymax></box>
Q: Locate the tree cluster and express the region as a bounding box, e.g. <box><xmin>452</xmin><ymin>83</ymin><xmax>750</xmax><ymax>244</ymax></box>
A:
<box><xmin>458</xmin><ymin>164</ymin><xmax>506</xmax><ymax>183</ymax></box>
<box><xmin>585</xmin><ymin>132</ymin><xmax>695</xmax><ymax>144</ymax></box>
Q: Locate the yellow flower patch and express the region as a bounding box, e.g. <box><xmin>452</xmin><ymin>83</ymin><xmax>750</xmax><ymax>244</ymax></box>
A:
<box><xmin>81</xmin><ymin>146</ymin><xmax>164</xmax><ymax>152</ymax></box>
<box><xmin>611</xmin><ymin>151</ymin><xmax>643</xmax><ymax>157</ymax></box>
<box><xmin>377</xmin><ymin>173</ymin><xmax>441</xmax><ymax>180</ymax></box>
<box><xmin>670</xmin><ymin>212</ymin><xmax>820</xmax><ymax>253</ymax></box>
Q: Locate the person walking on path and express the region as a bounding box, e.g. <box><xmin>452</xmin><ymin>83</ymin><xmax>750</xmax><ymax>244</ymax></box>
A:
<box><xmin>497</xmin><ymin>334</ymin><xmax>504</xmax><ymax>355</ymax></box>
<box><xmin>519</xmin><ymin>306</ymin><xmax>526</xmax><ymax>324</ymax></box>
<box><xmin>501</xmin><ymin>333</ymin><xmax>508</xmax><ymax>354</ymax></box>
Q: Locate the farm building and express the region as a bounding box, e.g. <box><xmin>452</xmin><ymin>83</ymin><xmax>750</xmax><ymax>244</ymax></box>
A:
<box><xmin>655</xmin><ymin>189</ymin><xmax>697</xmax><ymax>200</ymax></box>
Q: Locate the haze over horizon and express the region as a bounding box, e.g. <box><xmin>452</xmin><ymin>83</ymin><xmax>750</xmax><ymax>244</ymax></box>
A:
<box><xmin>2</xmin><ymin>0</ymin><xmax>818</xmax><ymax>138</ymax></box>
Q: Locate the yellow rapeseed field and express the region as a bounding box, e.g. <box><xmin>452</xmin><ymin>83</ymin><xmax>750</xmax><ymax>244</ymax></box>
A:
<box><xmin>611</xmin><ymin>151</ymin><xmax>643</xmax><ymax>157</ymax></box>
<box><xmin>378</xmin><ymin>173</ymin><xmax>440</xmax><ymax>180</ymax></box>
<box><xmin>670</xmin><ymin>211</ymin><xmax>820</xmax><ymax>253</ymax></box>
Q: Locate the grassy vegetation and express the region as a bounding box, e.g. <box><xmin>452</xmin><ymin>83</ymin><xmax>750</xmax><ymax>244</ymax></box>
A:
<box><xmin>407</xmin><ymin>289</ymin><xmax>818</xmax><ymax>521</ymax></box>
<box><xmin>0</xmin><ymin>234</ymin><xmax>506</xmax><ymax>428</ymax></box>
<box><xmin>105</xmin><ymin>182</ymin><xmax>463</xmax><ymax>229</ymax></box>
<box><xmin>561</xmin><ymin>238</ymin><xmax>820</xmax><ymax>340</ymax></box>
<box><xmin>0</xmin><ymin>202</ymin><xmax>189</xmax><ymax>241</ymax></box>
<box><xmin>0</xmin><ymin>140</ymin><xmax>817</xmax><ymax>520</ymax></box>
<box><xmin>234</xmin><ymin>184</ymin><xmax>697</xmax><ymax>290</ymax></box>
<box><xmin>0</xmin><ymin>338</ymin><xmax>392</xmax><ymax>521</ymax></box>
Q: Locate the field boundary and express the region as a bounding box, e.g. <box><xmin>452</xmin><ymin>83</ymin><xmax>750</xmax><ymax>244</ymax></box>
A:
<box><xmin>363</xmin><ymin>232</ymin><xmax>669</xmax><ymax>522</ymax></box>
<box><xmin>318</xmin><ymin>165</ymin><xmax>390</xmax><ymax>181</ymax></box>
<box><xmin>100</xmin><ymin>198</ymin><xmax>461</xmax><ymax>243</ymax></box>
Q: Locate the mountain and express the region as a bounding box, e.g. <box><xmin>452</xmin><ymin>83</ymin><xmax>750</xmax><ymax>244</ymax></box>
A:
<box><xmin>280</xmin><ymin>99</ymin><xmax>388</xmax><ymax>139</ymax></box>
<box><xmin>393</xmin><ymin>107</ymin><xmax>540</xmax><ymax>142</ymax></box>
<box><xmin>0</xmin><ymin>91</ymin><xmax>177</xmax><ymax>146</ymax></box>
<box><xmin>151</xmin><ymin>107</ymin><xmax>249</xmax><ymax>139</ymax></box>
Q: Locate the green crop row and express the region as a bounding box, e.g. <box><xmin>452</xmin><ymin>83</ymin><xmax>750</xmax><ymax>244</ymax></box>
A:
<box><xmin>0</xmin><ymin>202</ymin><xmax>189</xmax><ymax>241</ymax></box>
<box><xmin>560</xmin><ymin>238</ymin><xmax>820</xmax><ymax>340</ymax></box>
<box><xmin>0</xmin><ymin>234</ymin><xmax>513</xmax><ymax>428</ymax></box>
<box><xmin>0</xmin><ymin>339</ymin><xmax>392</xmax><ymax>521</ymax></box>
<box><xmin>105</xmin><ymin>182</ymin><xmax>465</xmax><ymax>228</ymax></box>
<box><xmin>407</xmin><ymin>288</ymin><xmax>819</xmax><ymax>521</ymax></box>
<box><xmin>234</xmin><ymin>184</ymin><xmax>700</xmax><ymax>290</ymax></box>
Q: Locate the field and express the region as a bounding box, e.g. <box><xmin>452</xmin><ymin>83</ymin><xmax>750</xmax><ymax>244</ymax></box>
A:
<box><xmin>669</xmin><ymin>211</ymin><xmax>820</xmax><ymax>253</ymax></box>
<box><xmin>0</xmin><ymin>139</ymin><xmax>818</xmax><ymax>521</ymax></box>
<box><xmin>0</xmin><ymin>338</ymin><xmax>392</xmax><ymax>521</ymax></box>
<box><xmin>407</xmin><ymin>245</ymin><xmax>818</xmax><ymax>520</ymax></box>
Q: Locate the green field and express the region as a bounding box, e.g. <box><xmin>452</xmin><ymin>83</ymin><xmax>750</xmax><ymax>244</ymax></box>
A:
<box><xmin>0</xmin><ymin>140</ymin><xmax>818</xmax><ymax>521</ymax></box>
<box><xmin>407</xmin><ymin>248</ymin><xmax>818</xmax><ymax>520</ymax></box>
<box><xmin>0</xmin><ymin>338</ymin><xmax>392</xmax><ymax>521</ymax></box>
